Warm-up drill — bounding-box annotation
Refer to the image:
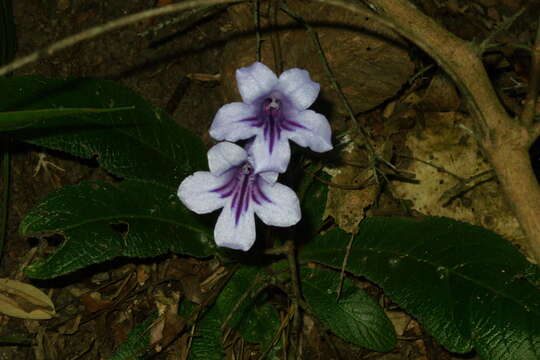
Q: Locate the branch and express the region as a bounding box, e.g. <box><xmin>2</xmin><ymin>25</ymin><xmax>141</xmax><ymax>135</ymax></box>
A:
<box><xmin>0</xmin><ymin>0</ymin><xmax>243</xmax><ymax>76</ymax></box>
<box><xmin>520</xmin><ymin>20</ymin><xmax>540</xmax><ymax>127</ymax></box>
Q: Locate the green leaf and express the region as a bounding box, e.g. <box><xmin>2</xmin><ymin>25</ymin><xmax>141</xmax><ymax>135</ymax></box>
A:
<box><xmin>108</xmin><ymin>313</ymin><xmax>158</xmax><ymax>360</ymax></box>
<box><xmin>189</xmin><ymin>266</ymin><xmax>279</xmax><ymax>359</ymax></box>
<box><xmin>0</xmin><ymin>107</ymin><xmax>133</xmax><ymax>132</ymax></box>
<box><xmin>216</xmin><ymin>266</ymin><xmax>278</xmax><ymax>347</ymax></box>
<box><xmin>299</xmin><ymin>174</ymin><xmax>328</xmax><ymax>234</ymax></box>
<box><xmin>189</xmin><ymin>305</ymin><xmax>223</xmax><ymax>360</ymax></box>
<box><xmin>302</xmin><ymin>267</ymin><xmax>396</xmax><ymax>351</ymax></box>
<box><xmin>21</xmin><ymin>180</ymin><xmax>214</xmax><ymax>279</ymax></box>
<box><xmin>1</xmin><ymin>76</ymin><xmax>206</xmax><ymax>188</ymax></box>
<box><xmin>0</xmin><ymin>0</ymin><xmax>16</xmax><ymax>66</ymax></box>
<box><xmin>300</xmin><ymin>216</ymin><xmax>540</xmax><ymax>359</ymax></box>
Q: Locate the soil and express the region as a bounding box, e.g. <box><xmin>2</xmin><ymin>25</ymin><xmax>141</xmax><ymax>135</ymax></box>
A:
<box><xmin>0</xmin><ymin>0</ymin><xmax>538</xmax><ymax>359</ymax></box>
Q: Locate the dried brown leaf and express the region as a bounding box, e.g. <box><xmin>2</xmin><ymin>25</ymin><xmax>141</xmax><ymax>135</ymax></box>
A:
<box><xmin>0</xmin><ymin>278</ymin><xmax>55</xmax><ymax>320</ymax></box>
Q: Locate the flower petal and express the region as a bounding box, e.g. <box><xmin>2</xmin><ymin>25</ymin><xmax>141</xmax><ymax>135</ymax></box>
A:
<box><xmin>259</xmin><ymin>171</ymin><xmax>279</xmax><ymax>184</ymax></box>
<box><xmin>254</xmin><ymin>182</ymin><xmax>301</xmax><ymax>227</ymax></box>
<box><xmin>207</xmin><ymin>142</ymin><xmax>247</xmax><ymax>176</ymax></box>
<box><xmin>177</xmin><ymin>171</ymin><xmax>226</xmax><ymax>214</ymax></box>
<box><xmin>287</xmin><ymin>110</ymin><xmax>333</xmax><ymax>152</ymax></box>
<box><xmin>249</xmin><ymin>134</ymin><xmax>291</xmax><ymax>174</ymax></box>
<box><xmin>276</xmin><ymin>68</ymin><xmax>320</xmax><ymax>109</ymax></box>
<box><xmin>209</xmin><ymin>102</ymin><xmax>259</xmax><ymax>142</ymax></box>
<box><xmin>214</xmin><ymin>205</ymin><xmax>256</xmax><ymax>251</ymax></box>
<box><xmin>236</xmin><ymin>62</ymin><xmax>278</xmax><ymax>104</ymax></box>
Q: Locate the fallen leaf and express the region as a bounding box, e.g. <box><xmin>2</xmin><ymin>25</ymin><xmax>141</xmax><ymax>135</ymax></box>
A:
<box><xmin>393</xmin><ymin>112</ymin><xmax>524</xmax><ymax>245</ymax></box>
<box><xmin>0</xmin><ymin>278</ymin><xmax>55</xmax><ymax>320</ymax></box>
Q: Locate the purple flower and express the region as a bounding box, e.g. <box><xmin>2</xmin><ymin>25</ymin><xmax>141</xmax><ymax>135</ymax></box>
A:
<box><xmin>210</xmin><ymin>62</ymin><xmax>332</xmax><ymax>173</ymax></box>
<box><xmin>177</xmin><ymin>142</ymin><xmax>301</xmax><ymax>251</ymax></box>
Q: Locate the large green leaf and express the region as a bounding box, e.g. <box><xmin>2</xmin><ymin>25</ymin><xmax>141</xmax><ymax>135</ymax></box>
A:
<box><xmin>0</xmin><ymin>107</ymin><xmax>132</xmax><ymax>132</ymax></box>
<box><xmin>21</xmin><ymin>180</ymin><xmax>214</xmax><ymax>279</ymax></box>
<box><xmin>1</xmin><ymin>76</ymin><xmax>206</xmax><ymax>188</ymax></box>
<box><xmin>189</xmin><ymin>266</ymin><xmax>279</xmax><ymax>360</ymax></box>
<box><xmin>301</xmin><ymin>267</ymin><xmax>396</xmax><ymax>351</ymax></box>
<box><xmin>300</xmin><ymin>217</ymin><xmax>540</xmax><ymax>359</ymax></box>
<box><xmin>189</xmin><ymin>304</ymin><xmax>223</xmax><ymax>360</ymax></box>
<box><xmin>299</xmin><ymin>174</ymin><xmax>328</xmax><ymax>234</ymax></box>
<box><xmin>108</xmin><ymin>313</ymin><xmax>158</xmax><ymax>360</ymax></box>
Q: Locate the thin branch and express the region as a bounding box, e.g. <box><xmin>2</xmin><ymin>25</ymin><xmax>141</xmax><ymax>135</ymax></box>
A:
<box><xmin>285</xmin><ymin>239</ymin><xmax>303</xmax><ymax>359</ymax></box>
<box><xmin>520</xmin><ymin>19</ymin><xmax>540</xmax><ymax>127</ymax></box>
<box><xmin>439</xmin><ymin>170</ymin><xmax>495</xmax><ymax>206</ymax></box>
<box><xmin>280</xmin><ymin>4</ymin><xmax>358</xmax><ymax>130</ymax></box>
<box><xmin>254</xmin><ymin>0</ymin><xmax>262</xmax><ymax>62</ymax></box>
<box><xmin>336</xmin><ymin>233</ymin><xmax>355</xmax><ymax>301</ymax></box>
<box><xmin>398</xmin><ymin>155</ymin><xmax>464</xmax><ymax>181</ymax></box>
<box><xmin>478</xmin><ymin>7</ymin><xmax>526</xmax><ymax>54</ymax></box>
<box><xmin>306</xmin><ymin>169</ymin><xmax>374</xmax><ymax>190</ymax></box>
<box><xmin>0</xmin><ymin>0</ymin><xmax>244</xmax><ymax>76</ymax></box>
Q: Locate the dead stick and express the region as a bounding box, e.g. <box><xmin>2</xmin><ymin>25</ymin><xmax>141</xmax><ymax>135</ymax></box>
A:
<box><xmin>0</xmin><ymin>0</ymin><xmax>244</xmax><ymax>76</ymax></box>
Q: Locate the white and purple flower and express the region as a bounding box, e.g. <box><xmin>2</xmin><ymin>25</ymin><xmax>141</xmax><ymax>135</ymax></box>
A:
<box><xmin>210</xmin><ymin>62</ymin><xmax>333</xmax><ymax>173</ymax></box>
<box><xmin>178</xmin><ymin>142</ymin><xmax>301</xmax><ymax>251</ymax></box>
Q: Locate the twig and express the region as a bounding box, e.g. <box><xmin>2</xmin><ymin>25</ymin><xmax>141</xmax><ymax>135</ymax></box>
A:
<box><xmin>284</xmin><ymin>239</ymin><xmax>303</xmax><ymax>359</ymax></box>
<box><xmin>397</xmin><ymin>155</ymin><xmax>463</xmax><ymax>181</ymax></box>
<box><xmin>138</xmin><ymin>4</ymin><xmax>227</xmax><ymax>38</ymax></box>
<box><xmin>439</xmin><ymin>170</ymin><xmax>495</xmax><ymax>206</ymax></box>
<box><xmin>478</xmin><ymin>7</ymin><xmax>526</xmax><ymax>54</ymax></box>
<box><xmin>0</xmin><ymin>0</ymin><xmax>244</xmax><ymax>76</ymax></box>
<box><xmin>279</xmin><ymin>4</ymin><xmax>358</xmax><ymax>131</ymax></box>
<box><xmin>269</xmin><ymin>0</ymin><xmax>283</xmax><ymax>73</ymax></box>
<box><xmin>336</xmin><ymin>233</ymin><xmax>355</xmax><ymax>301</ymax></box>
<box><xmin>520</xmin><ymin>19</ymin><xmax>540</xmax><ymax>126</ymax></box>
<box><xmin>306</xmin><ymin>168</ymin><xmax>374</xmax><ymax>190</ymax></box>
<box><xmin>257</xmin><ymin>304</ymin><xmax>294</xmax><ymax>360</ymax></box>
<box><xmin>254</xmin><ymin>0</ymin><xmax>262</xmax><ymax>62</ymax></box>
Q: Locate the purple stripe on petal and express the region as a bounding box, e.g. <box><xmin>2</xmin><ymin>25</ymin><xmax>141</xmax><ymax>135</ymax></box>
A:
<box><xmin>282</xmin><ymin>118</ymin><xmax>306</xmax><ymax>130</ymax></box>
<box><xmin>239</xmin><ymin>117</ymin><xmax>258</xmax><ymax>123</ymax></box>
<box><xmin>268</xmin><ymin>117</ymin><xmax>276</xmax><ymax>153</ymax></box>
<box><xmin>234</xmin><ymin>171</ymin><xmax>251</xmax><ymax>225</ymax></box>
<box><xmin>254</xmin><ymin>179</ymin><xmax>272</xmax><ymax>203</ymax></box>
<box><xmin>252</xmin><ymin>190</ymin><xmax>261</xmax><ymax>205</ymax></box>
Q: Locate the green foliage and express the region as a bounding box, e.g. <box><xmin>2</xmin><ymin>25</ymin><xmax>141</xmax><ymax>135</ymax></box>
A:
<box><xmin>301</xmin><ymin>267</ymin><xmax>396</xmax><ymax>351</ymax></box>
<box><xmin>189</xmin><ymin>266</ymin><xmax>279</xmax><ymax>360</ymax></box>
<box><xmin>1</xmin><ymin>76</ymin><xmax>206</xmax><ymax>188</ymax></box>
<box><xmin>0</xmin><ymin>107</ymin><xmax>133</xmax><ymax>132</ymax></box>
<box><xmin>300</xmin><ymin>216</ymin><xmax>540</xmax><ymax>359</ymax></box>
<box><xmin>298</xmin><ymin>172</ymin><xmax>328</xmax><ymax>234</ymax></box>
<box><xmin>21</xmin><ymin>180</ymin><xmax>214</xmax><ymax>279</ymax></box>
<box><xmin>108</xmin><ymin>313</ymin><xmax>158</xmax><ymax>360</ymax></box>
